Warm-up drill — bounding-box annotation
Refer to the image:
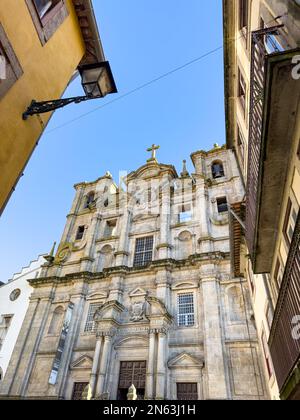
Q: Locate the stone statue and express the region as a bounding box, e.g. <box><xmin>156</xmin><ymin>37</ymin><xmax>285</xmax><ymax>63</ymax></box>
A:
<box><xmin>127</xmin><ymin>384</ymin><xmax>137</xmax><ymax>400</ymax></box>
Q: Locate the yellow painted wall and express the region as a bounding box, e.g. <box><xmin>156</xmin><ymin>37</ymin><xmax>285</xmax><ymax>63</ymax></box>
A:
<box><xmin>0</xmin><ymin>0</ymin><xmax>85</xmax><ymax>213</ymax></box>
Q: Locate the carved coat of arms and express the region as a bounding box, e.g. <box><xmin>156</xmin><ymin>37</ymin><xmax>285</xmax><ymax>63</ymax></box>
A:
<box><xmin>130</xmin><ymin>301</ymin><xmax>146</xmax><ymax>322</ymax></box>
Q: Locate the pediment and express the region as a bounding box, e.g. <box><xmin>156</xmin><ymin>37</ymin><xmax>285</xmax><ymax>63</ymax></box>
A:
<box><xmin>114</xmin><ymin>335</ymin><xmax>149</xmax><ymax>349</ymax></box>
<box><xmin>126</xmin><ymin>162</ymin><xmax>178</xmax><ymax>182</ymax></box>
<box><xmin>70</xmin><ymin>355</ymin><xmax>93</xmax><ymax>370</ymax></box>
<box><xmin>87</xmin><ymin>292</ymin><xmax>108</xmax><ymax>301</ymax></box>
<box><xmin>168</xmin><ymin>352</ymin><xmax>204</xmax><ymax>369</ymax></box>
<box><xmin>172</xmin><ymin>282</ymin><xmax>198</xmax><ymax>290</ymax></box>
<box><xmin>129</xmin><ymin>287</ymin><xmax>148</xmax><ymax>298</ymax></box>
<box><xmin>146</xmin><ymin>296</ymin><xmax>172</xmax><ymax>320</ymax></box>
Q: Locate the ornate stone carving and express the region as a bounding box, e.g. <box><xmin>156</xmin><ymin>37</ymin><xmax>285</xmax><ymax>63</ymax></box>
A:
<box><xmin>129</xmin><ymin>301</ymin><xmax>146</xmax><ymax>322</ymax></box>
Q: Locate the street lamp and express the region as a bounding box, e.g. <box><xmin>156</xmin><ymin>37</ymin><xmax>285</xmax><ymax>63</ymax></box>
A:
<box><xmin>22</xmin><ymin>61</ymin><xmax>117</xmax><ymax>120</ymax></box>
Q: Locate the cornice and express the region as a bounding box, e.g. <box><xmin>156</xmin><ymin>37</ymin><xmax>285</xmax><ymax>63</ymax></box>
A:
<box><xmin>28</xmin><ymin>252</ymin><xmax>230</xmax><ymax>288</ymax></box>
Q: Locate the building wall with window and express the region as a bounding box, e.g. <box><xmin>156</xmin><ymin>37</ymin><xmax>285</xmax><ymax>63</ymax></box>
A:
<box><xmin>0</xmin><ymin>0</ymin><xmax>113</xmax><ymax>216</ymax></box>
<box><xmin>223</xmin><ymin>0</ymin><xmax>300</xmax><ymax>400</ymax></box>
<box><xmin>0</xmin><ymin>255</ymin><xmax>45</xmax><ymax>381</ymax></box>
<box><xmin>0</xmin><ymin>146</ymin><xmax>268</xmax><ymax>400</ymax></box>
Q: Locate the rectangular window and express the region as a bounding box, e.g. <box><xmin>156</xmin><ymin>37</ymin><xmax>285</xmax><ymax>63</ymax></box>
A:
<box><xmin>283</xmin><ymin>199</ymin><xmax>293</xmax><ymax>245</ymax></box>
<box><xmin>261</xmin><ymin>330</ymin><xmax>273</xmax><ymax>378</ymax></box>
<box><xmin>238</xmin><ymin>69</ymin><xmax>246</xmax><ymax>114</ymax></box>
<box><xmin>273</xmin><ymin>258</ymin><xmax>283</xmax><ymax>290</ymax></box>
<box><xmin>75</xmin><ymin>226</ymin><xmax>85</xmax><ymax>241</ymax></box>
<box><xmin>71</xmin><ymin>382</ymin><xmax>89</xmax><ymax>400</ymax></box>
<box><xmin>237</xmin><ymin>126</ymin><xmax>245</xmax><ymax>163</ymax></box>
<box><xmin>104</xmin><ymin>220</ymin><xmax>117</xmax><ymax>238</ymax></box>
<box><xmin>217</xmin><ymin>197</ymin><xmax>228</xmax><ymax>213</ymax></box>
<box><xmin>239</xmin><ymin>0</ymin><xmax>248</xmax><ymax>30</ymax></box>
<box><xmin>26</xmin><ymin>0</ymin><xmax>68</xmax><ymax>45</ymax></box>
<box><xmin>177</xmin><ymin>383</ymin><xmax>198</xmax><ymax>400</ymax></box>
<box><xmin>0</xmin><ymin>24</ymin><xmax>23</xmax><ymax>99</ymax></box>
<box><xmin>84</xmin><ymin>303</ymin><xmax>103</xmax><ymax>333</ymax></box>
<box><xmin>265</xmin><ymin>304</ymin><xmax>273</xmax><ymax>331</ymax></box>
<box><xmin>178</xmin><ymin>204</ymin><xmax>192</xmax><ymax>223</ymax></box>
<box><xmin>49</xmin><ymin>303</ymin><xmax>74</xmax><ymax>385</ymax></box>
<box><xmin>133</xmin><ymin>236</ymin><xmax>153</xmax><ymax>267</ymax></box>
<box><xmin>177</xmin><ymin>293</ymin><xmax>195</xmax><ymax>327</ymax></box>
<box><xmin>0</xmin><ymin>314</ymin><xmax>13</xmax><ymax>351</ymax></box>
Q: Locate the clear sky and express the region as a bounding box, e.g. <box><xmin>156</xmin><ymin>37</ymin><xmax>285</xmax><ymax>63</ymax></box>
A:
<box><xmin>0</xmin><ymin>0</ymin><xmax>225</xmax><ymax>282</ymax></box>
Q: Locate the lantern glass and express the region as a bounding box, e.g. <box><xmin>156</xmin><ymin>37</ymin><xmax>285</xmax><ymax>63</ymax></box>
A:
<box><xmin>80</xmin><ymin>62</ymin><xmax>117</xmax><ymax>98</ymax></box>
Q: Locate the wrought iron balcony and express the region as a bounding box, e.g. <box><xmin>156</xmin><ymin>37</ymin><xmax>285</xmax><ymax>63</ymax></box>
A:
<box><xmin>245</xmin><ymin>26</ymin><xmax>300</xmax><ymax>273</ymax></box>
<box><xmin>268</xmin><ymin>212</ymin><xmax>300</xmax><ymax>397</ymax></box>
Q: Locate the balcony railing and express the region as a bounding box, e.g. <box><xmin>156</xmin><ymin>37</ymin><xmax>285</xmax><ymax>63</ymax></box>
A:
<box><xmin>268</xmin><ymin>212</ymin><xmax>300</xmax><ymax>392</ymax></box>
<box><xmin>245</xmin><ymin>25</ymin><xmax>285</xmax><ymax>259</ymax></box>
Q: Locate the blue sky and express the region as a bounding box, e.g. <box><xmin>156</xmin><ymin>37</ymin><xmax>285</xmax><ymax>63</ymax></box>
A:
<box><xmin>0</xmin><ymin>0</ymin><xmax>225</xmax><ymax>282</ymax></box>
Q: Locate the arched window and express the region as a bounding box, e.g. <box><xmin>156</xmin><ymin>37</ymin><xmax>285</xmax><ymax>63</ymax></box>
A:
<box><xmin>212</xmin><ymin>161</ymin><xmax>225</xmax><ymax>179</ymax></box>
<box><xmin>48</xmin><ymin>306</ymin><xmax>64</xmax><ymax>334</ymax></box>
<box><xmin>84</xmin><ymin>191</ymin><xmax>95</xmax><ymax>209</ymax></box>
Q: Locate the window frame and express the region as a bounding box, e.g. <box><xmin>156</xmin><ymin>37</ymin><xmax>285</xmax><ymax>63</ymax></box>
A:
<box><xmin>103</xmin><ymin>219</ymin><xmax>117</xmax><ymax>238</ymax></box>
<box><xmin>178</xmin><ymin>204</ymin><xmax>192</xmax><ymax>224</ymax></box>
<box><xmin>177</xmin><ymin>292</ymin><xmax>195</xmax><ymax>328</ymax></box>
<box><xmin>238</xmin><ymin>68</ymin><xmax>247</xmax><ymax>115</ymax></box>
<box><xmin>239</xmin><ymin>0</ymin><xmax>249</xmax><ymax>31</ymax></box>
<box><xmin>75</xmin><ymin>225</ymin><xmax>85</xmax><ymax>241</ymax></box>
<box><xmin>84</xmin><ymin>302</ymin><xmax>103</xmax><ymax>333</ymax></box>
<box><xmin>0</xmin><ymin>24</ymin><xmax>23</xmax><ymax>99</ymax></box>
<box><xmin>217</xmin><ymin>197</ymin><xmax>228</xmax><ymax>214</ymax></box>
<box><xmin>133</xmin><ymin>236</ymin><xmax>154</xmax><ymax>267</ymax></box>
<box><xmin>25</xmin><ymin>0</ymin><xmax>69</xmax><ymax>45</ymax></box>
<box><xmin>211</xmin><ymin>161</ymin><xmax>225</xmax><ymax>179</ymax></box>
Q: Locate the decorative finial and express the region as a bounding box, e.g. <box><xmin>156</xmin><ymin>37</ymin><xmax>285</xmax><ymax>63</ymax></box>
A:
<box><xmin>146</xmin><ymin>144</ymin><xmax>160</xmax><ymax>163</ymax></box>
<box><xmin>105</xmin><ymin>171</ymin><xmax>112</xmax><ymax>178</ymax></box>
<box><xmin>180</xmin><ymin>159</ymin><xmax>190</xmax><ymax>178</ymax></box>
<box><xmin>213</xmin><ymin>143</ymin><xmax>221</xmax><ymax>149</ymax></box>
<box><xmin>44</xmin><ymin>241</ymin><xmax>56</xmax><ymax>264</ymax></box>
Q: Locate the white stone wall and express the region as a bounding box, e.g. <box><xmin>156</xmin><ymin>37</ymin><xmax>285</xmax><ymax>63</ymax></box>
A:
<box><xmin>0</xmin><ymin>255</ymin><xmax>44</xmax><ymax>379</ymax></box>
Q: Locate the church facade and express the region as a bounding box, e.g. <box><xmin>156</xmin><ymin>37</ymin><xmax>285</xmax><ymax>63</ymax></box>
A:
<box><xmin>0</xmin><ymin>146</ymin><xmax>268</xmax><ymax>400</ymax></box>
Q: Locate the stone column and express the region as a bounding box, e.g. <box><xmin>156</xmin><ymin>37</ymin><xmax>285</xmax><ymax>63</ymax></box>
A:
<box><xmin>89</xmin><ymin>336</ymin><xmax>103</xmax><ymax>399</ymax></box>
<box><xmin>155</xmin><ymin>329</ymin><xmax>167</xmax><ymax>400</ymax></box>
<box><xmin>57</xmin><ymin>286</ymin><xmax>87</xmax><ymax>399</ymax></box>
<box><xmin>158</xmin><ymin>178</ymin><xmax>171</xmax><ymax>259</ymax></box>
<box><xmin>115</xmin><ymin>209</ymin><xmax>131</xmax><ymax>266</ymax></box>
<box><xmin>145</xmin><ymin>330</ymin><xmax>156</xmax><ymax>399</ymax></box>
<box><xmin>81</xmin><ymin>214</ymin><xmax>102</xmax><ymax>271</ymax></box>
<box><xmin>195</xmin><ymin>177</ymin><xmax>211</xmax><ymax>253</ymax></box>
<box><xmin>96</xmin><ymin>334</ymin><xmax>112</xmax><ymax>396</ymax></box>
<box><xmin>202</xmin><ymin>275</ymin><xmax>228</xmax><ymax>400</ymax></box>
<box><xmin>155</xmin><ymin>269</ymin><xmax>171</xmax><ymax>310</ymax></box>
<box><xmin>108</xmin><ymin>275</ymin><xmax>124</xmax><ymax>303</ymax></box>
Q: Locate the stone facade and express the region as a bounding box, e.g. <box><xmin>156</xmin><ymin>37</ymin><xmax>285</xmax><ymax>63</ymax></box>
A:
<box><xmin>0</xmin><ymin>146</ymin><xmax>268</xmax><ymax>400</ymax></box>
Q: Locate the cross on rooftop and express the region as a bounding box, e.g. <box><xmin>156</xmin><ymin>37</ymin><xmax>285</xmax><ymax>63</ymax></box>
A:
<box><xmin>146</xmin><ymin>144</ymin><xmax>160</xmax><ymax>162</ymax></box>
